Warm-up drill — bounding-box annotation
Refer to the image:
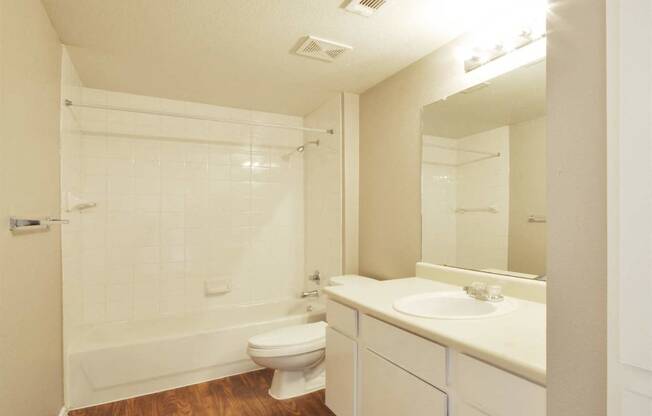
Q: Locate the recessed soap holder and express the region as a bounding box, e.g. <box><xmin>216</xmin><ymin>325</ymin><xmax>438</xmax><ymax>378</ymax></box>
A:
<box><xmin>204</xmin><ymin>279</ymin><xmax>232</xmax><ymax>296</ymax></box>
<box><xmin>66</xmin><ymin>192</ymin><xmax>97</xmax><ymax>212</ymax></box>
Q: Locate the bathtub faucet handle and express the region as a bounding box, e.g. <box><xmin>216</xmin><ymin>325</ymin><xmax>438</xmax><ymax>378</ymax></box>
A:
<box><xmin>308</xmin><ymin>270</ymin><xmax>321</xmax><ymax>285</ymax></box>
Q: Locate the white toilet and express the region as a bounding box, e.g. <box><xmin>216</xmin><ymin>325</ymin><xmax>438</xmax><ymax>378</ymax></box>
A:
<box><xmin>247</xmin><ymin>275</ymin><xmax>378</xmax><ymax>400</ymax></box>
<box><xmin>248</xmin><ymin>321</ymin><xmax>328</xmax><ymax>400</ymax></box>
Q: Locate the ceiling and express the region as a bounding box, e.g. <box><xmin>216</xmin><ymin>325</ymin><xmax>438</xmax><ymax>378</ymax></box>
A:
<box><xmin>42</xmin><ymin>0</ymin><xmax>497</xmax><ymax>115</ymax></box>
<box><xmin>422</xmin><ymin>60</ymin><xmax>546</xmax><ymax>138</ymax></box>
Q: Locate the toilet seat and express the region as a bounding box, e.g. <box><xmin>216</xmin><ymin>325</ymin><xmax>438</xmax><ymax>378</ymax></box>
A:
<box><xmin>248</xmin><ymin>321</ymin><xmax>327</xmax><ymax>358</ymax></box>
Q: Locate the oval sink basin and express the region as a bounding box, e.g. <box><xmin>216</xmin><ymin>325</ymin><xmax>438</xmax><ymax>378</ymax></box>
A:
<box><xmin>393</xmin><ymin>291</ymin><xmax>516</xmax><ymax>320</ymax></box>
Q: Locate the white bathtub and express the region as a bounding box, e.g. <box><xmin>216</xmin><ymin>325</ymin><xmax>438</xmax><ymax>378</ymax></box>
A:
<box><xmin>67</xmin><ymin>299</ymin><xmax>325</xmax><ymax>409</ymax></box>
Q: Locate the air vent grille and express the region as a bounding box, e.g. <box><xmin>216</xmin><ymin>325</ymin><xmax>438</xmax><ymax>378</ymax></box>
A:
<box><xmin>343</xmin><ymin>0</ymin><xmax>389</xmax><ymax>17</ymax></box>
<box><xmin>295</xmin><ymin>36</ymin><xmax>352</xmax><ymax>63</ymax></box>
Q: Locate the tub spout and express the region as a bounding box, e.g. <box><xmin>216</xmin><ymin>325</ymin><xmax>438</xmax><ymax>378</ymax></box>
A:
<box><xmin>301</xmin><ymin>290</ymin><xmax>320</xmax><ymax>298</ymax></box>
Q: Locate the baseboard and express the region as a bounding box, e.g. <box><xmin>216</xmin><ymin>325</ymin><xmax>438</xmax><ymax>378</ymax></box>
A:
<box><xmin>58</xmin><ymin>406</ymin><xmax>68</xmax><ymax>416</ymax></box>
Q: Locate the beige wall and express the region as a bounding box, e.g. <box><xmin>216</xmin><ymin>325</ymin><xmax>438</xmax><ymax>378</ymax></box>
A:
<box><xmin>509</xmin><ymin>116</ymin><xmax>547</xmax><ymax>275</ymax></box>
<box><xmin>360</xmin><ymin>3</ymin><xmax>608</xmax><ymax>413</ymax></box>
<box><xmin>547</xmin><ymin>0</ymin><xmax>607</xmax><ymax>414</ymax></box>
<box><xmin>0</xmin><ymin>0</ymin><xmax>64</xmax><ymax>414</ymax></box>
<box><xmin>359</xmin><ymin>34</ymin><xmax>545</xmax><ymax>279</ymax></box>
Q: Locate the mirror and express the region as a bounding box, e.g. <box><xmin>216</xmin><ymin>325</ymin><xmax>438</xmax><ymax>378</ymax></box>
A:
<box><xmin>421</xmin><ymin>60</ymin><xmax>546</xmax><ymax>279</ymax></box>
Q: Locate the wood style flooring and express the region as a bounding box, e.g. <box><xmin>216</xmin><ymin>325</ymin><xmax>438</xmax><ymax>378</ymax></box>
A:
<box><xmin>69</xmin><ymin>369</ymin><xmax>335</xmax><ymax>416</ymax></box>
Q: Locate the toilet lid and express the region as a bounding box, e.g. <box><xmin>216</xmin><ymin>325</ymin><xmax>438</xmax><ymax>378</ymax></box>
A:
<box><xmin>248</xmin><ymin>321</ymin><xmax>327</xmax><ymax>350</ymax></box>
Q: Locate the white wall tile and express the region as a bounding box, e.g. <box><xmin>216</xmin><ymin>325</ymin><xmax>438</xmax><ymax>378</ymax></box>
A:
<box><xmin>421</xmin><ymin>128</ymin><xmax>510</xmax><ymax>271</ymax></box>
<box><xmin>81</xmin><ymin>136</ymin><xmax>107</xmax><ymax>157</ymax></box>
<box><xmin>64</xmin><ymin>87</ymin><xmax>306</xmax><ymax>331</ymax></box>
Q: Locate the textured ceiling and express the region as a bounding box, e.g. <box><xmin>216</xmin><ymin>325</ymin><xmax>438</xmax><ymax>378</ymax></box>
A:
<box><xmin>422</xmin><ymin>60</ymin><xmax>547</xmax><ymax>138</ymax></box>
<box><xmin>42</xmin><ymin>0</ymin><xmax>494</xmax><ymax>115</ymax></box>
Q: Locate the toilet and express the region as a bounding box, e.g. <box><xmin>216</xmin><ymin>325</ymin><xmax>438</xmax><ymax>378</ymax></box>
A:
<box><xmin>247</xmin><ymin>275</ymin><xmax>378</xmax><ymax>400</ymax></box>
<box><xmin>248</xmin><ymin>321</ymin><xmax>328</xmax><ymax>400</ymax></box>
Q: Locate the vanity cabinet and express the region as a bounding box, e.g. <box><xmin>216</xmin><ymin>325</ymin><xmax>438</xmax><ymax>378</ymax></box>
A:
<box><xmin>325</xmin><ymin>327</ymin><xmax>356</xmax><ymax>416</ymax></box>
<box><xmin>325</xmin><ymin>300</ymin><xmax>358</xmax><ymax>416</ymax></box>
<box><xmin>325</xmin><ymin>299</ymin><xmax>546</xmax><ymax>416</ymax></box>
<box><xmin>326</xmin><ymin>298</ymin><xmax>358</xmax><ymax>338</ymax></box>
<box><xmin>360</xmin><ymin>314</ymin><xmax>447</xmax><ymax>389</ymax></box>
<box><xmin>453</xmin><ymin>353</ymin><xmax>545</xmax><ymax>416</ymax></box>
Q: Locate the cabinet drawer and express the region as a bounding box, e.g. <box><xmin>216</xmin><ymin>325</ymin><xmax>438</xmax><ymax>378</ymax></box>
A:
<box><xmin>362</xmin><ymin>349</ymin><xmax>447</xmax><ymax>416</ymax></box>
<box><xmin>327</xmin><ymin>299</ymin><xmax>358</xmax><ymax>338</ymax></box>
<box><xmin>454</xmin><ymin>353</ymin><xmax>546</xmax><ymax>416</ymax></box>
<box><xmin>360</xmin><ymin>314</ymin><xmax>447</xmax><ymax>389</ymax></box>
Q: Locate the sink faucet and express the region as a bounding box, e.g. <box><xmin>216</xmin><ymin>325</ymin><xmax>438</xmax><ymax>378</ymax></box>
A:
<box><xmin>301</xmin><ymin>289</ymin><xmax>320</xmax><ymax>298</ymax></box>
<box><xmin>463</xmin><ymin>282</ymin><xmax>504</xmax><ymax>302</ymax></box>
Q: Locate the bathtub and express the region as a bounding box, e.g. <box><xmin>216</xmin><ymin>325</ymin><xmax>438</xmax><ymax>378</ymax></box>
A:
<box><xmin>67</xmin><ymin>299</ymin><xmax>325</xmax><ymax>409</ymax></box>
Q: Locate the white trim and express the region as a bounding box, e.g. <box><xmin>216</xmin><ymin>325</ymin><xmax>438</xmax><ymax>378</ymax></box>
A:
<box><xmin>606</xmin><ymin>0</ymin><xmax>621</xmax><ymax>414</ymax></box>
<box><xmin>342</xmin><ymin>92</ymin><xmax>360</xmax><ymax>274</ymax></box>
<box><xmin>58</xmin><ymin>406</ymin><xmax>68</xmax><ymax>416</ymax></box>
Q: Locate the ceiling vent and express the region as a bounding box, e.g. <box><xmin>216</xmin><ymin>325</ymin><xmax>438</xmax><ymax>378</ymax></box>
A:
<box><xmin>295</xmin><ymin>36</ymin><xmax>352</xmax><ymax>63</ymax></box>
<box><xmin>343</xmin><ymin>0</ymin><xmax>389</xmax><ymax>17</ymax></box>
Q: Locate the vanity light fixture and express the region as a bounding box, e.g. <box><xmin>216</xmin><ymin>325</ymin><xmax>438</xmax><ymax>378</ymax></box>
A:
<box><xmin>463</xmin><ymin>0</ymin><xmax>548</xmax><ymax>72</ymax></box>
<box><xmin>464</xmin><ymin>28</ymin><xmax>546</xmax><ymax>72</ymax></box>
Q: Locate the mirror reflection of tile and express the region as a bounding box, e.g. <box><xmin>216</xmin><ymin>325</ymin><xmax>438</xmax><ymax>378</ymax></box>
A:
<box><xmin>421</xmin><ymin>60</ymin><xmax>547</xmax><ymax>278</ymax></box>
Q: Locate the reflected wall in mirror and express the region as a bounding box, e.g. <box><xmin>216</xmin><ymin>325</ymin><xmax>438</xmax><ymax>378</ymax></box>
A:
<box><xmin>421</xmin><ymin>60</ymin><xmax>546</xmax><ymax>279</ymax></box>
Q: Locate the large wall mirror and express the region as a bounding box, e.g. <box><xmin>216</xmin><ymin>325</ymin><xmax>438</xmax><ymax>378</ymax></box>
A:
<box><xmin>421</xmin><ymin>60</ymin><xmax>546</xmax><ymax>279</ymax></box>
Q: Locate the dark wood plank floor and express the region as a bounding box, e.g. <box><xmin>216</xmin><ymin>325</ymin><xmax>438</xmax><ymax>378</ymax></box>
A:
<box><xmin>69</xmin><ymin>369</ymin><xmax>335</xmax><ymax>416</ymax></box>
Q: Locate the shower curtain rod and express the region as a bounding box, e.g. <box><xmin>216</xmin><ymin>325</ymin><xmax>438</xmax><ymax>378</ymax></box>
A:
<box><xmin>64</xmin><ymin>100</ymin><xmax>334</xmax><ymax>135</ymax></box>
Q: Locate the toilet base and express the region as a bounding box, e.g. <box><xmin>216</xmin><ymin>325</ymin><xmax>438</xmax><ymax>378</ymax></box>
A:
<box><xmin>268</xmin><ymin>360</ymin><xmax>325</xmax><ymax>400</ymax></box>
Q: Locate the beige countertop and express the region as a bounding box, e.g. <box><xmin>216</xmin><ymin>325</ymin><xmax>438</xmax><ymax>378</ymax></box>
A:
<box><xmin>324</xmin><ymin>277</ymin><xmax>546</xmax><ymax>386</ymax></box>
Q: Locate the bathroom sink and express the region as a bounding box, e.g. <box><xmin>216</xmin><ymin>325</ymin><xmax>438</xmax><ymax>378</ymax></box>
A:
<box><xmin>393</xmin><ymin>291</ymin><xmax>516</xmax><ymax>320</ymax></box>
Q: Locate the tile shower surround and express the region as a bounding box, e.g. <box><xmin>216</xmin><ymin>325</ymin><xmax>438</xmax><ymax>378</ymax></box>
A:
<box><xmin>61</xmin><ymin>88</ymin><xmax>306</xmax><ymax>331</ymax></box>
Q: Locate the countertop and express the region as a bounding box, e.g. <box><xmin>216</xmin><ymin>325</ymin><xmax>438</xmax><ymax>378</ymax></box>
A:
<box><xmin>324</xmin><ymin>277</ymin><xmax>546</xmax><ymax>386</ymax></box>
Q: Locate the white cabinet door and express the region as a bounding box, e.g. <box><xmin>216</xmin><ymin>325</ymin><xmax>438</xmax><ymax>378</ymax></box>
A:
<box><xmin>326</xmin><ymin>327</ymin><xmax>357</xmax><ymax>416</ymax></box>
<box><xmin>361</xmin><ymin>349</ymin><xmax>447</xmax><ymax>416</ymax></box>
